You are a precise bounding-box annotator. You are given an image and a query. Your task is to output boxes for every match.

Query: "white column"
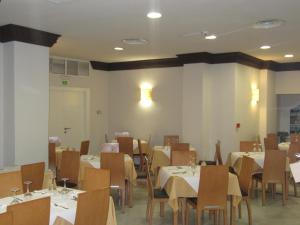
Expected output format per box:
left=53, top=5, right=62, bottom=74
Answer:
left=2, top=41, right=49, bottom=166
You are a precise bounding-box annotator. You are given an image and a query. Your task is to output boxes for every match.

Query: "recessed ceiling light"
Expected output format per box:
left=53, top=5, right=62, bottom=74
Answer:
left=205, top=34, right=217, bottom=40
left=147, top=12, right=162, bottom=19
left=253, top=19, right=285, bottom=29
left=114, top=47, right=124, bottom=51
left=284, top=54, right=294, bottom=58
left=122, top=38, right=148, bottom=45
left=48, top=0, right=73, bottom=3
left=260, top=45, right=271, bottom=50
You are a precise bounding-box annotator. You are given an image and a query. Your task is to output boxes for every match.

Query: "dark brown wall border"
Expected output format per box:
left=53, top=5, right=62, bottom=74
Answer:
left=0, top=24, right=60, bottom=47
left=91, top=52, right=300, bottom=72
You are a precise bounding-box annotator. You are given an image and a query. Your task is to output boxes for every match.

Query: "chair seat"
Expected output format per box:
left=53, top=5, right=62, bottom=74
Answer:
left=153, top=188, right=169, bottom=199
left=198, top=160, right=217, bottom=166
left=56, top=180, right=77, bottom=188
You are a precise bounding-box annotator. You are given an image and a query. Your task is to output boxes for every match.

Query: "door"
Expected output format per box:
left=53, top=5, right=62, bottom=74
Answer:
left=49, top=87, right=90, bottom=149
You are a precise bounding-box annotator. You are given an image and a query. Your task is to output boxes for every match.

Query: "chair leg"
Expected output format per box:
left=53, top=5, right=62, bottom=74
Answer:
left=262, top=182, right=266, bottom=206
left=223, top=208, right=227, bottom=225
left=245, top=198, right=252, bottom=225
left=196, top=210, right=202, bottom=225
left=282, top=183, right=286, bottom=206
left=121, top=189, right=125, bottom=213
left=149, top=202, right=155, bottom=225
left=146, top=199, right=151, bottom=221
left=213, top=210, right=218, bottom=225
left=294, top=180, right=298, bottom=197
left=160, top=202, right=165, bottom=217
left=238, top=202, right=242, bottom=219
left=185, top=203, right=190, bottom=225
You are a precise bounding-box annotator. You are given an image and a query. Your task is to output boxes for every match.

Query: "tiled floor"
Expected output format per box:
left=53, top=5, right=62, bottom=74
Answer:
left=115, top=182, right=300, bottom=225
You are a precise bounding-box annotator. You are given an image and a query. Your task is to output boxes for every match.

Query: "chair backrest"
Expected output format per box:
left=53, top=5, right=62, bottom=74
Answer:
left=117, top=137, right=133, bottom=158
left=80, top=140, right=90, bottom=156
left=138, top=139, right=145, bottom=167
left=263, top=150, right=286, bottom=183
left=238, top=156, right=255, bottom=195
left=0, top=211, right=13, bottom=225
left=82, top=168, right=110, bottom=191
left=74, top=188, right=110, bottom=225
left=290, top=133, right=300, bottom=143
left=214, top=141, right=223, bottom=165
left=7, top=197, right=50, bottom=225
left=145, top=157, right=154, bottom=199
left=264, top=134, right=278, bottom=151
left=172, top=143, right=189, bottom=151
left=21, top=162, right=45, bottom=192
left=171, top=151, right=196, bottom=166
left=288, top=142, right=300, bottom=163
left=197, top=165, right=228, bottom=209
left=60, top=151, right=80, bottom=184
left=48, top=142, right=56, bottom=170
left=240, top=141, right=259, bottom=152
left=164, top=135, right=179, bottom=146
left=0, top=171, right=23, bottom=198
left=100, top=152, right=125, bottom=189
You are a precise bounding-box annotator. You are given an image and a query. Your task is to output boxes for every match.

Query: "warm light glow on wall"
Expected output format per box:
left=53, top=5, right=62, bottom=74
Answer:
left=140, top=82, right=153, bottom=108
left=251, top=84, right=259, bottom=105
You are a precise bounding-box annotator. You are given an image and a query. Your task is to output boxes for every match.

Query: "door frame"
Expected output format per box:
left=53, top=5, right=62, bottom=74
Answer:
left=49, top=86, right=90, bottom=143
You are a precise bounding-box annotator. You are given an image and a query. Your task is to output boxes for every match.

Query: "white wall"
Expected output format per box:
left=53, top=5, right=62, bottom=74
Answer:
left=49, top=66, right=109, bottom=154
left=108, top=67, right=183, bottom=146
left=276, top=71, right=300, bottom=94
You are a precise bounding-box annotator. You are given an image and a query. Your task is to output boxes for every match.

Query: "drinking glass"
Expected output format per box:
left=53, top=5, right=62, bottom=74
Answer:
left=61, top=178, right=69, bottom=193
left=24, top=181, right=32, bottom=197
left=10, top=187, right=20, bottom=204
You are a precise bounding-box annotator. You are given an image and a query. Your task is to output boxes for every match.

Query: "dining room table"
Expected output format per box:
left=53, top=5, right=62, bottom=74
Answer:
left=150, top=146, right=197, bottom=174
left=156, top=165, right=241, bottom=225
left=0, top=187, right=117, bottom=225
left=278, top=142, right=290, bottom=151
left=101, top=139, right=148, bottom=155
left=79, top=154, right=137, bottom=207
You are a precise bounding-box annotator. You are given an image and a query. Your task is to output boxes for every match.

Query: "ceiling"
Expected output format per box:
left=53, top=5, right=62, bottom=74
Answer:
left=0, top=0, right=300, bottom=63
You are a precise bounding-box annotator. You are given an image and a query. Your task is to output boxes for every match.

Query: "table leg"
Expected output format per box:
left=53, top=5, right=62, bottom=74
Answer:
left=172, top=210, right=178, bottom=225
left=230, top=196, right=236, bottom=225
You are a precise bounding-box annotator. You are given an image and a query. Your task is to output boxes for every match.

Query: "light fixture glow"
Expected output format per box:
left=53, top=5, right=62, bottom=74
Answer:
left=284, top=54, right=294, bottom=58
left=140, top=83, right=153, bottom=108
left=147, top=12, right=162, bottom=19
left=114, top=47, right=124, bottom=51
left=260, top=45, right=271, bottom=50
left=205, top=34, right=217, bottom=40
left=251, top=85, right=260, bottom=105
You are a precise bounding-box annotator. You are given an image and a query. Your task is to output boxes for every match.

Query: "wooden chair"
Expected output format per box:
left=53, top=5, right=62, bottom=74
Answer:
left=199, top=141, right=223, bottom=166
left=21, top=162, right=45, bottom=192
left=255, top=150, right=287, bottom=206
left=290, top=133, right=300, bottom=143
left=117, top=137, right=133, bottom=158
left=287, top=143, right=300, bottom=196
left=57, top=150, right=80, bottom=188
left=264, top=135, right=278, bottom=151
left=185, top=165, right=229, bottom=225
left=101, top=152, right=126, bottom=213
left=164, top=135, right=179, bottom=146
left=145, top=157, right=169, bottom=225
left=0, top=171, right=23, bottom=198
left=172, top=143, right=190, bottom=151
left=0, top=211, right=13, bottom=225
left=48, top=142, right=56, bottom=171
left=80, top=140, right=90, bottom=156
left=240, top=141, right=259, bottom=152
left=7, top=197, right=50, bottom=225
left=82, top=167, right=110, bottom=191
left=237, top=157, right=255, bottom=225
left=171, top=151, right=196, bottom=166
left=74, top=188, right=110, bottom=225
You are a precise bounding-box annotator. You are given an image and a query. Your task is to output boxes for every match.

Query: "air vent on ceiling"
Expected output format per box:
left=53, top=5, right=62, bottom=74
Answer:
left=49, top=57, right=89, bottom=76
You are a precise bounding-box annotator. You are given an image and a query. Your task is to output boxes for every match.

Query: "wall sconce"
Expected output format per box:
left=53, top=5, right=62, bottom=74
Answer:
left=251, top=86, right=259, bottom=105
left=140, top=82, right=153, bottom=108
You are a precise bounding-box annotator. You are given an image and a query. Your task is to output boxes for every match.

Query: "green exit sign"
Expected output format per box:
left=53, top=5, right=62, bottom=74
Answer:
left=62, top=80, right=68, bottom=86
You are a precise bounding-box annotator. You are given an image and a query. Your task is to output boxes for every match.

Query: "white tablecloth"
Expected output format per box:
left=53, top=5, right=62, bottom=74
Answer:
left=230, top=152, right=265, bottom=168
left=159, top=166, right=201, bottom=192
left=153, top=146, right=196, bottom=159
left=100, top=140, right=146, bottom=153
left=80, top=154, right=132, bottom=168
left=278, top=142, right=290, bottom=151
